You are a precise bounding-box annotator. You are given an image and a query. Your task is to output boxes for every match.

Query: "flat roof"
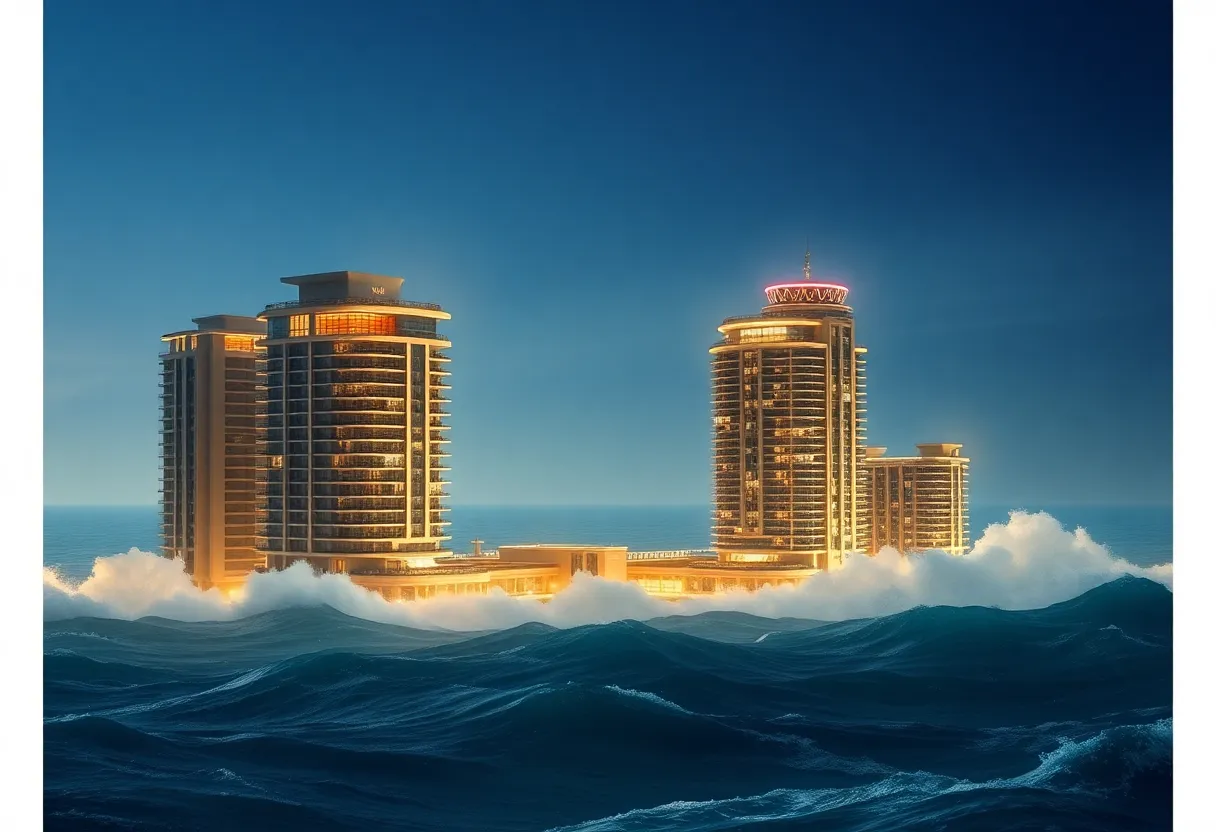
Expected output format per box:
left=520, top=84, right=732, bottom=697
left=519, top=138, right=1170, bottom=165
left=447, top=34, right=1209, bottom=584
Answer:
left=161, top=315, right=266, bottom=339
left=281, top=270, right=405, bottom=287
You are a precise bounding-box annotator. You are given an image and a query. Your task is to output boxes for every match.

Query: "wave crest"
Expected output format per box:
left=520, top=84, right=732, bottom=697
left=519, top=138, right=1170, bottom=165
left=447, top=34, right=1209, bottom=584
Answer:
left=545, top=718, right=1173, bottom=831
left=44, top=511, right=1171, bottom=629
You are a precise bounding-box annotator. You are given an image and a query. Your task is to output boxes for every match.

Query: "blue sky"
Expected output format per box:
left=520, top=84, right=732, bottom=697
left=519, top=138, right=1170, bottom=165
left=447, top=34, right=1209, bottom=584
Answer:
left=44, top=0, right=1171, bottom=507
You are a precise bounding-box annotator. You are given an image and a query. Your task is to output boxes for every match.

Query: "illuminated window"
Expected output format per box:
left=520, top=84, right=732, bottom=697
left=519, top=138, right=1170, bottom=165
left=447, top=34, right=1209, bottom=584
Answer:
left=316, top=313, right=395, bottom=336
left=289, top=315, right=310, bottom=337
left=224, top=335, right=257, bottom=352
left=635, top=577, right=683, bottom=595
left=738, top=326, right=790, bottom=343
left=189, top=335, right=198, bottom=350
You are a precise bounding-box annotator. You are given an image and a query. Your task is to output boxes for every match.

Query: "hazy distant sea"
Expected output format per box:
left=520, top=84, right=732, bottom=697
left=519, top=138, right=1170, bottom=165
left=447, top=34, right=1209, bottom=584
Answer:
left=43, top=503, right=1171, bottom=582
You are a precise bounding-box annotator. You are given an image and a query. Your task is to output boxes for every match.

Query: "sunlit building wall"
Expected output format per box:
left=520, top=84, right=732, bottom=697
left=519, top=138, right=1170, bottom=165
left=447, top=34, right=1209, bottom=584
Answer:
left=864, top=444, right=970, bottom=554
left=256, top=271, right=453, bottom=574
left=710, top=255, right=868, bottom=569
left=159, top=315, right=267, bottom=590
left=340, top=545, right=817, bottom=602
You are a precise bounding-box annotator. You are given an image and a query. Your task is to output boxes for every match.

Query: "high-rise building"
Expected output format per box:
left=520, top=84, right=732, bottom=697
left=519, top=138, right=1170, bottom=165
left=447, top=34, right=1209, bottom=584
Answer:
left=710, top=254, right=867, bottom=569
left=159, top=315, right=267, bottom=590
left=256, top=271, right=453, bottom=574
left=863, top=444, right=970, bottom=554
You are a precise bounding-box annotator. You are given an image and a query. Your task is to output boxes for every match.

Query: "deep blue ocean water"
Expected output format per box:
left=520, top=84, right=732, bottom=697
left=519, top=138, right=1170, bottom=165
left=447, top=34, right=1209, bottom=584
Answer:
left=43, top=506, right=1172, bottom=830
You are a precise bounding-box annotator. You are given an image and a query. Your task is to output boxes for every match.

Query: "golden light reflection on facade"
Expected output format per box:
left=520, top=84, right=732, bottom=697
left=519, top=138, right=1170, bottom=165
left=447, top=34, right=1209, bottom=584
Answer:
left=710, top=252, right=867, bottom=569
left=255, top=271, right=454, bottom=576
left=315, top=312, right=398, bottom=336
left=160, top=255, right=971, bottom=602
left=160, top=315, right=267, bottom=591
left=862, top=445, right=970, bottom=555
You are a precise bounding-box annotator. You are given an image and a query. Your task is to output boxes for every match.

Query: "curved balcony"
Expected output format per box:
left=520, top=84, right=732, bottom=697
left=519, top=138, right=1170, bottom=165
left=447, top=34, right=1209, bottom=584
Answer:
left=311, top=525, right=407, bottom=540
left=312, top=357, right=406, bottom=371
left=312, top=398, right=406, bottom=413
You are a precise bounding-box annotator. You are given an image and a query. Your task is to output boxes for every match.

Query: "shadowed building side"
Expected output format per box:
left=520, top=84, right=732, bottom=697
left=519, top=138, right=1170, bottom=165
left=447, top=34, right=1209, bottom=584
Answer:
left=159, top=315, right=267, bottom=591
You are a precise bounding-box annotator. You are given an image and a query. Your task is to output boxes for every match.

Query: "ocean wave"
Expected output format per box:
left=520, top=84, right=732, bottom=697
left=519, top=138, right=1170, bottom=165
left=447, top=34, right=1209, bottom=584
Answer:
left=546, top=719, right=1173, bottom=831
left=604, top=685, right=694, bottom=715
left=43, top=578, right=1171, bottom=741
left=43, top=511, right=1173, bottom=630
left=43, top=571, right=1172, bottom=831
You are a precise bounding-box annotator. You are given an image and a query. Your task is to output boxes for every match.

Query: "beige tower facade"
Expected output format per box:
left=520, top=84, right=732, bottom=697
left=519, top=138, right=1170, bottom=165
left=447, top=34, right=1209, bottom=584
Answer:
left=710, top=255, right=868, bottom=569
left=256, top=271, right=452, bottom=574
left=159, top=315, right=267, bottom=590
left=864, top=444, right=970, bottom=554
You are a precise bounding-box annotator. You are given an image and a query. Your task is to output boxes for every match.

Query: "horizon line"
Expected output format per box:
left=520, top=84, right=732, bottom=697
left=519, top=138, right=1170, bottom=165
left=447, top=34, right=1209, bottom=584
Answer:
left=43, top=501, right=1174, bottom=510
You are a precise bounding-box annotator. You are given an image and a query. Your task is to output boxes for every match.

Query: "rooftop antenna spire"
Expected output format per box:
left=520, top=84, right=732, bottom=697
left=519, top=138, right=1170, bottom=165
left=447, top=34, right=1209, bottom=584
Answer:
left=803, top=240, right=812, bottom=281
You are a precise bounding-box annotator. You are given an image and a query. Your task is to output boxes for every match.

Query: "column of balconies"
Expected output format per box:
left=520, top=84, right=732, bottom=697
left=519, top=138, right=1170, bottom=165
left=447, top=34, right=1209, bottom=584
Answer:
left=222, top=352, right=265, bottom=569
left=158, top=359, right=181, bottom=554
left=309, top=343, right=408, bottom=547
left=769, top=349, right=828, bottom=551
left=710, top=351, right=743, bottom=546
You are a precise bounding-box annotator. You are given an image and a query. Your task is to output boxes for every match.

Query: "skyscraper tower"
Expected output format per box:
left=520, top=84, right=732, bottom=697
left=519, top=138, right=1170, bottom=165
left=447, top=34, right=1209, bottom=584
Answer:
left=159, top=315, right=267, bottom=590
left=710, top=252, right=867, bottom=569
left=256, top=271, right=452, bottom=574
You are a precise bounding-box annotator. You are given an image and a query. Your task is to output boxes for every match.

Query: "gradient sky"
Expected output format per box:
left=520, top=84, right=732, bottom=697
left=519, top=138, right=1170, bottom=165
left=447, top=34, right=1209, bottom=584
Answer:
left=44, top=0, right=1172, bottom=507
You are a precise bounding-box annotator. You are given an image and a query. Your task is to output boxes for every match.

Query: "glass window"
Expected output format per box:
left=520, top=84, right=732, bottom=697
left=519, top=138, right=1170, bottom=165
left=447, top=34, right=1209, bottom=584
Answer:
left=316, top=313, right=396, bottom=336
left=224, top=335, right=258, bottom=352
left=397, top=317, right=437, bottom=337
left=289, top=315, right=310, bottom=337
left=737, top=326, right=790, bottom=343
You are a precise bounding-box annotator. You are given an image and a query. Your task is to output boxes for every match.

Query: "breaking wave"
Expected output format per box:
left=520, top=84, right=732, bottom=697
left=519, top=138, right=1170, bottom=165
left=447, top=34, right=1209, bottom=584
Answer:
left=43, top=510, right=1172, bottom=630
left=44, top=573, right=1172, bottom=830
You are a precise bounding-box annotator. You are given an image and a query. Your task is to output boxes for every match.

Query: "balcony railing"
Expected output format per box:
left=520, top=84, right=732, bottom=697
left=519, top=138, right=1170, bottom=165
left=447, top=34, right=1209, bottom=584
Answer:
left=263, top=297, right=443, bottom=313
left=687, top=560, right=814, bottom=570
left=349, top=564, right=485, bottom=577
left=628, top=550, right=715, bottom=561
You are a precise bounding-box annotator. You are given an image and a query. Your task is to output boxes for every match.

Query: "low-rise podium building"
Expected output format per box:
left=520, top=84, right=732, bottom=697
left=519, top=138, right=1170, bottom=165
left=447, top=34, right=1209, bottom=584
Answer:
left=862, top=444, right=970, bottom=554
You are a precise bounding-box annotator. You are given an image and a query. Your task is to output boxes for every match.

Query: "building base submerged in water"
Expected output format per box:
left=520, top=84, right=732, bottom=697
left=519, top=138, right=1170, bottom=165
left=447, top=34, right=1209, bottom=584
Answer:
left=335, top=544, right=817, bottom=602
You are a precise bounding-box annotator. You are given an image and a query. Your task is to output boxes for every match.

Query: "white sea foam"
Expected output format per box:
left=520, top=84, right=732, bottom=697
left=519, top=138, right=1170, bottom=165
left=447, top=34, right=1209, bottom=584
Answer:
left=604, top=685, right=693, bottom=714
left=46, top=662, right=279, bottom=724
left=543, top=718, right=1173, bottom=831
left=43, top=511, right=1172, bottom=630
